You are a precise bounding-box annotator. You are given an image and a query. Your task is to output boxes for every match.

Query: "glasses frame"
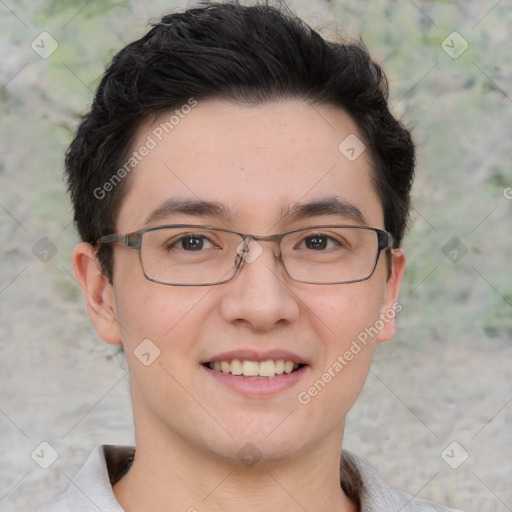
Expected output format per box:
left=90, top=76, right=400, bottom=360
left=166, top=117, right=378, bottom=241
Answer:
left=98, top=224, right=394, bottom=286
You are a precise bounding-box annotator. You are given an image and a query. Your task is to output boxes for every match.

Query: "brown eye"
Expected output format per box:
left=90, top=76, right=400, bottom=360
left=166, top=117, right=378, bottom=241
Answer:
left=169, top=234, right=214, bottom=251
left=181, top=235, right=204, bottom=250
left=304, top=235, right=328, bottom=250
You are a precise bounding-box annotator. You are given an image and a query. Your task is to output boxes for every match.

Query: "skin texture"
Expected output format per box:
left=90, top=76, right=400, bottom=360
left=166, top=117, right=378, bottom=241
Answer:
left=73, top=99, right=405, bottom=512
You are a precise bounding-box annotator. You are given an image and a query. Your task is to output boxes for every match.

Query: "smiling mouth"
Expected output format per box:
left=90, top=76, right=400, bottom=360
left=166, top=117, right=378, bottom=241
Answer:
left=204, top=359, right=305, bottom=378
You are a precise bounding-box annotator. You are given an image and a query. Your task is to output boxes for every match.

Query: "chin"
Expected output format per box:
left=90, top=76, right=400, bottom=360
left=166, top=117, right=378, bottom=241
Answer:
left=213, top=438, right=305, bottom=469
left=202, top=422, right=312, bottom=467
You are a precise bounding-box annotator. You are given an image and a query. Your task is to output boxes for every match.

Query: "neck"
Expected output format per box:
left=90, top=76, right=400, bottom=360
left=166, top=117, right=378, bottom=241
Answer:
left=113, top=430, right=358, bottom=512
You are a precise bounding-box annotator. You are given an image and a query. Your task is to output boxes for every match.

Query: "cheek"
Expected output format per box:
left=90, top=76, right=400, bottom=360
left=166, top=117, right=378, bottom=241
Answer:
left=295, top=285, right=384, bottom=422
left=304, top=281, right=386, bottom=344
left=115, top=285, right=211, bottom=410
left=113, top=279, right=210, bottom=350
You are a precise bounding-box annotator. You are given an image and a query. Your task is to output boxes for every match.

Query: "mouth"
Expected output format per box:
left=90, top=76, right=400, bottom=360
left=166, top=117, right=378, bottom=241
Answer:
left=203, top=359, right=305, bottom=378
left=200, top=350, right=310, bottom=396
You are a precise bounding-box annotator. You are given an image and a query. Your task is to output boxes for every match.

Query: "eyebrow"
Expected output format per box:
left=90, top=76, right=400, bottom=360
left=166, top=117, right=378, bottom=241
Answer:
left=280, top=197, right=368, bottom=225
left=143, top=198, right=234, bottom=225
left=143, top=196, right=367, bottom=227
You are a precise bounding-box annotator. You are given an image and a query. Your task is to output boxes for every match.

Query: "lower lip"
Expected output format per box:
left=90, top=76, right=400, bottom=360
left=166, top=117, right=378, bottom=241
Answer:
left=201, top=364, right=309, bottom=397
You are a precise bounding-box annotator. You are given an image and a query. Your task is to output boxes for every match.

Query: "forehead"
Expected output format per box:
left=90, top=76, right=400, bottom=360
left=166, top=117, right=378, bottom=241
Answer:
left=116, top=99, right=383, bottom=232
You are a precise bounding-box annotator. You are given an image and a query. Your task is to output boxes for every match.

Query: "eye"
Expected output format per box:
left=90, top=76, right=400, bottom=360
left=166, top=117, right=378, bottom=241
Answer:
left=171, top=234, right=215, bottom=251
left=300, top=233, right=341, bottom=250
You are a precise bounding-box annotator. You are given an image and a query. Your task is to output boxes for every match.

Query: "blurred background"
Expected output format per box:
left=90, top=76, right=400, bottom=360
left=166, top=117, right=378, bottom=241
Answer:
left=0, top=1, right=511, bottom=511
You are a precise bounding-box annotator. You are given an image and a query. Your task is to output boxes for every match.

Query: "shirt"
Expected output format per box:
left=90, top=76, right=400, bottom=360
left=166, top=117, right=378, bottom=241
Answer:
left=36, top=445, right=465, bottom=512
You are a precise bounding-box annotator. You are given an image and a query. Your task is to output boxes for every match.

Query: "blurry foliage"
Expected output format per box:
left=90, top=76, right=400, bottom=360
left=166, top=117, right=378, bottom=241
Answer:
left=330, top=0, right=512, bottom=342
left=1, top=0, right=511, bottom=342
left=38, top=0, right=125, bottom=14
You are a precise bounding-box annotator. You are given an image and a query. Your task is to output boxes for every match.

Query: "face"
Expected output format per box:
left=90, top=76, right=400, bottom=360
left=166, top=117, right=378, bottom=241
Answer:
left=77, top=99, right=404, bottom=464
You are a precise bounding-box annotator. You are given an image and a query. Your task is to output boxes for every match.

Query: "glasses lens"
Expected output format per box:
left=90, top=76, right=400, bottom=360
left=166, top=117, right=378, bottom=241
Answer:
left=140, top=227, right=241, bottom=285
left=281, top=227, right=380, bottom=284
left=139, top=226, right=382, bottom=285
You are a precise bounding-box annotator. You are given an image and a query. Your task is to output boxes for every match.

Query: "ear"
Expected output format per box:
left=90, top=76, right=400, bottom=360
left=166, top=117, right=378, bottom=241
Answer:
left=376, top=248, right=406, bottom=343
left=72, top=242, right=122, bottom=345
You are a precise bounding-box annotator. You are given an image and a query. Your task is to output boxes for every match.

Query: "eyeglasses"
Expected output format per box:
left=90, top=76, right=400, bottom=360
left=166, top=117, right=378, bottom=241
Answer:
left=98, top=224, right=393, bottom=286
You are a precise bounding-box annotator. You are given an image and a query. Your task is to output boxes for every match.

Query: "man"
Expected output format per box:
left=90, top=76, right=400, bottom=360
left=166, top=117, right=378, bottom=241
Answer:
left=38, top=2, right=464, bottom=511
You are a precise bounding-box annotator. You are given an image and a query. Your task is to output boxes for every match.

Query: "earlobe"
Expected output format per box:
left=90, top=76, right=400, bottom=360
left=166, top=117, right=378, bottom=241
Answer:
left=376, top=248, right=406, bottom=343
left=72, top=242, right=123, bottom=345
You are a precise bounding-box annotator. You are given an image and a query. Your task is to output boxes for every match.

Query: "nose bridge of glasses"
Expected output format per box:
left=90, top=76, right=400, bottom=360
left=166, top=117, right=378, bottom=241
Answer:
left=236, top=233, right=282, bottom=265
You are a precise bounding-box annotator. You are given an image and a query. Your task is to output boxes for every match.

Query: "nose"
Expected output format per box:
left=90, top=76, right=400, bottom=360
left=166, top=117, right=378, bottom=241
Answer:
left=219, top=239, right=300, bottom=331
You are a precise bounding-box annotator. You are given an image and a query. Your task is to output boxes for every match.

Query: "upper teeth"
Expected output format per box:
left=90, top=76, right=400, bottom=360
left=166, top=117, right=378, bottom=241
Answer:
left=208, top=359, right=300, bottom=377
